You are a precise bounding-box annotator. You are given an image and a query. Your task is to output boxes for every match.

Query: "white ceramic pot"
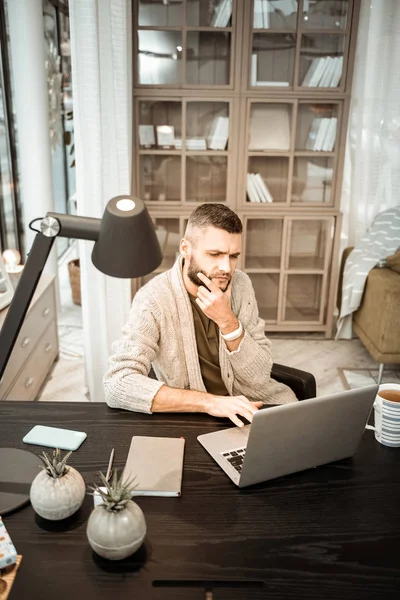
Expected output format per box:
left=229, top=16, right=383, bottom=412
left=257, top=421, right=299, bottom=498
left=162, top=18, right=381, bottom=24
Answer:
left=30, top=466, right=86, bottom=520
left=86, top=500, right=146, bottom=560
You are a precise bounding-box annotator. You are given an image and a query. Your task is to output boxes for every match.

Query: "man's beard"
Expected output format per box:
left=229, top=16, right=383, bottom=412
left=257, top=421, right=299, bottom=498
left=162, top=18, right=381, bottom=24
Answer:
left=186, top=256, right=231, bottom=293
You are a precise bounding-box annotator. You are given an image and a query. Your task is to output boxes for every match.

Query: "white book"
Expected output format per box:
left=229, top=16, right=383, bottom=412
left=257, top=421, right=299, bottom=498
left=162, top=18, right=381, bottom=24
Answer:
left=314, top=118, right=330, bottom=151
left=309, top=57, right=327, bottom=87
left=305, top=118, right=322, bottom=151
left=323, top=57, right=338, bottom=87
left=215, top=0, right=232, bottom=27
left=186, top=137, right=207, bottom=150
left=156, top=125, right=175, bottom=147
left=250, top=173, right=268, bottom=202
left=246, top=174, right=260, bottom=203
left=207, top=116, right=229, bottom=150
left=301, top=58, right=319, bottom=87
left=251, top=53, right=258, bottom=86
left=322, top=117, right=337, bottom=151
left=329, top=56, right=343, bottom=87
left=138, top=125, right=155, bottom=146
left=211, top=0, right=227, bottom=27
left=255, top=173, right=273, bottom=202
left=262, top=0, right=270, bottom=28
left=256, top=81, right=290, bottom=87
left=253, top=0, right=263, bottom=28
left=319, top=57, right=334, bottom=87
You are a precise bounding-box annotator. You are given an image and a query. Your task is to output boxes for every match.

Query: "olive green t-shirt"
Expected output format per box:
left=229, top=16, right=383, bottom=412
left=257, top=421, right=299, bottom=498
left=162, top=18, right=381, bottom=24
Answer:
left=188, top=294, right=229, bottom=396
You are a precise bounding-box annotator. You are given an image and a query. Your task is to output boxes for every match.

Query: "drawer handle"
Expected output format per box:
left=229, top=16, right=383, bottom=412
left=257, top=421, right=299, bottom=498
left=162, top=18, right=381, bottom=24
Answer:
left=25, top=377, right=34, bottom=389
left=45, top=343, right=52, bottom=353
left=21, top=337, right=30, bottom=348
left=42, top=307, right=51, bottom=317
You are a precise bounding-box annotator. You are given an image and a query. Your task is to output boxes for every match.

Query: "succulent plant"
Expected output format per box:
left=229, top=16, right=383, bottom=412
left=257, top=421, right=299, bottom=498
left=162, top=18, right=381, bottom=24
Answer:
left=31, top=448, right=86, bottom=520
left=38, top=448, right=72, bottom=479
left=89, top=470, right=136, bottom=513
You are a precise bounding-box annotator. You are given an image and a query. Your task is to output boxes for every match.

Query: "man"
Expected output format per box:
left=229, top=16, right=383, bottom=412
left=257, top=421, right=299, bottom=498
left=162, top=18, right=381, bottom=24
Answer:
left=104, top=203, right=297, bottom=426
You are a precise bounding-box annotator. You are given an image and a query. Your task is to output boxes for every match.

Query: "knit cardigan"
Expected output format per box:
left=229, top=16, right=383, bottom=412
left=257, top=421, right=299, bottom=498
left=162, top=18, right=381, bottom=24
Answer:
left=103, top=257, right=297, bottom=412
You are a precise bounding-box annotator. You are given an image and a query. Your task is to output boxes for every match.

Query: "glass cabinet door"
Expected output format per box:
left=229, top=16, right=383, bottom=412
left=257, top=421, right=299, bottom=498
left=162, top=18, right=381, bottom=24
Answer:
left=245, top=218, right=284, bottom=270
left=187, top=0, right=234, bottom=27
left=299, top=33, right=345, bottom=89
left=136, top=0, right=234, bottom=87
left=287, top=218, right=333, bottom=270
left=296, top=103, right=339, bottom=152
left=301, top=0, right=349, bottom=30
left=140, top=155, right=181, bottom=203
left=152, top=217, right=181, bottom=271
left=186, top=101, right=230, bottom=151
left=250, top=1, right=297, bottom=88
left=284, top=274, right=324, bottom=322
left=248, top=273, right=280, bottom=322
left=186, top=156, right=227, bottom=203
left=248, top=102, right=292, bottom=152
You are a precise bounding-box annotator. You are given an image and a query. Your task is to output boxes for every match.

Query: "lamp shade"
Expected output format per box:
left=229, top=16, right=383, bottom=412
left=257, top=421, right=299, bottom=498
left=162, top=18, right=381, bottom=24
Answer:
left=91, top=196, right=162, bottom=278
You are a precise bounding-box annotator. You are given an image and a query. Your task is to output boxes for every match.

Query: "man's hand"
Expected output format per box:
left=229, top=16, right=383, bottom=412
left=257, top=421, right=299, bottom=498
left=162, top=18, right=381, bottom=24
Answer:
left=205, top=395, right=263, bottom=428
left=196, top=272, right=238, bottom=333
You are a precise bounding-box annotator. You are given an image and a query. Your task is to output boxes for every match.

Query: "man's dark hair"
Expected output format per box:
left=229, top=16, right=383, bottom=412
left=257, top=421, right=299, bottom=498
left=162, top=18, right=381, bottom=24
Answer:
left=185, top=203, right=242, bottom=240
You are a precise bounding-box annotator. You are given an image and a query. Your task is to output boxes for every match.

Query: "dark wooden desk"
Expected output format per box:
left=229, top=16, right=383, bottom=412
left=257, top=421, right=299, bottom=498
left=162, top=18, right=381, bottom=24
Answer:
left=1, top=401, right=400, bottom=600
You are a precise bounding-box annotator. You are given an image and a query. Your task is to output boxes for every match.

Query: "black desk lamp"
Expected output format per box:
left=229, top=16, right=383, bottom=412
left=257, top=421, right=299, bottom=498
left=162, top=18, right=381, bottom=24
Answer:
left=0, top=195, right=162, bottom=383
left=0, top=195, right=162, bottom=516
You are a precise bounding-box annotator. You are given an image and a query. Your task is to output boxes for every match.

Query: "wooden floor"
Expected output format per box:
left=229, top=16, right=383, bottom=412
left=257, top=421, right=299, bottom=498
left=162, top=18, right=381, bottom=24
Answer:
left=269, top=334, right=379, bottom=396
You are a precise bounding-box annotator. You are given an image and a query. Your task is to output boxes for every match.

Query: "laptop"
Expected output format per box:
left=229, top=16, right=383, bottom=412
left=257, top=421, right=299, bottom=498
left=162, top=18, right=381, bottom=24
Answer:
left=197, top=385, right=378, bottom=488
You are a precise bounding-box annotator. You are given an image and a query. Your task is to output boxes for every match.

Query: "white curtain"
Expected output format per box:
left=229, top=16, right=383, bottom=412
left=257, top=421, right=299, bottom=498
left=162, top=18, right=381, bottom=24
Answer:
left=69, top=0, right=132, bottom=401
left=340, top=0, right=400, bottom=249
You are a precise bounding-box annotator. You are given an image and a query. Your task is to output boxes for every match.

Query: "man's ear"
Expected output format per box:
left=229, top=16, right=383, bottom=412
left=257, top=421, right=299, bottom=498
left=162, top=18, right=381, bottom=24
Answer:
left=180, top=237, right=190, bottom=258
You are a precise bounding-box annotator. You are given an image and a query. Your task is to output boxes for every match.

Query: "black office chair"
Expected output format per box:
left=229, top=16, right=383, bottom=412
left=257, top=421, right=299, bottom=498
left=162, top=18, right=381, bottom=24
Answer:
left=270, top=363, right=316, bottom=400
left=148, top=364, right=316, bottom=401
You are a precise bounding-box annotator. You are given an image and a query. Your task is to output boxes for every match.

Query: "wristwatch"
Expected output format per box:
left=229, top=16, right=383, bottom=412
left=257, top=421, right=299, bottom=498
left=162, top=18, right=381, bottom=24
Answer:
left=220, top=320, right=243, bottom=342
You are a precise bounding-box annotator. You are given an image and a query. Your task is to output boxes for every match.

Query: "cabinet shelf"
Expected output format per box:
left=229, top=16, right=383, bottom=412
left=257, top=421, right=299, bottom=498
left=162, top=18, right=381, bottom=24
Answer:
left=133, top=0, right=359, bottom=336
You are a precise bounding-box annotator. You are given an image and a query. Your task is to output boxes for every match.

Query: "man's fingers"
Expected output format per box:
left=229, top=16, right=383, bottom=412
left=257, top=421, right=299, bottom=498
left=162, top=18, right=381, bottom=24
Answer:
left=197, top=286, right=215, bottom=301
left=197, top=272, right=220, bottom=293
left=229, top=414, right=245, bottom=428
left=195, top=297, right=207, bottom=311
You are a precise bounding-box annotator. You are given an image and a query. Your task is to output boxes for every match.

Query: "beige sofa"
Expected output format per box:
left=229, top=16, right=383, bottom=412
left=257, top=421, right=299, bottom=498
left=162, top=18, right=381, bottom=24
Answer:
left=337, top=248, right=400, bottom=383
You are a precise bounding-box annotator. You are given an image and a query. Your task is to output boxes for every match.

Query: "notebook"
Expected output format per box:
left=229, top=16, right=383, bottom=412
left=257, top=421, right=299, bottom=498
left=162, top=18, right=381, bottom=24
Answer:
left=123, top=436, right=185, bottom=497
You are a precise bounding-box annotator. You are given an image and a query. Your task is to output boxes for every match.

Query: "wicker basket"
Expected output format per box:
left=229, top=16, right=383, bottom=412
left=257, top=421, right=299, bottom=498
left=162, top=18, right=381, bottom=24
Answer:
left=68, top=258, right=81, bottom=306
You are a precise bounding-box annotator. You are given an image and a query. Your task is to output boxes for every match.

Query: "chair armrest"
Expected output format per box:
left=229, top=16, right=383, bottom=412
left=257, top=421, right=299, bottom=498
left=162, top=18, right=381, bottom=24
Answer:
left=271, top=363, right=316, bottom=401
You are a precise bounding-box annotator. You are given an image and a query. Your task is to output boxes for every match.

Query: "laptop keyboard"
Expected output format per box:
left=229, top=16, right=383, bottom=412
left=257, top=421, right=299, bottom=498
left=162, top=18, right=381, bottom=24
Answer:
left=221, top=447, right=246, bottom=473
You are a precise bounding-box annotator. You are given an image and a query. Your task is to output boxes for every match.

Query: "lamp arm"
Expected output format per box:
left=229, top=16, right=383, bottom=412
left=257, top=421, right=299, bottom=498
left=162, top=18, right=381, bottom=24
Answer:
left=0, top=212, right=102, bottom=383
left=47, top=212, right=101, bottom=241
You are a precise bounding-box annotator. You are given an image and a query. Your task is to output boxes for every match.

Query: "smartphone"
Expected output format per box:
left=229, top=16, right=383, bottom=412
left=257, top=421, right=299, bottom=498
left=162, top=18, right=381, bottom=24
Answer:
left=23, top=425, right=87, bottom=451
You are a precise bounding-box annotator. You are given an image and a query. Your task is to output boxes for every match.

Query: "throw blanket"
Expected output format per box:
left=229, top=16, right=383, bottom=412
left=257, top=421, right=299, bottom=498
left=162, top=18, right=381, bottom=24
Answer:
left=336, top=207, right=400, bottom=339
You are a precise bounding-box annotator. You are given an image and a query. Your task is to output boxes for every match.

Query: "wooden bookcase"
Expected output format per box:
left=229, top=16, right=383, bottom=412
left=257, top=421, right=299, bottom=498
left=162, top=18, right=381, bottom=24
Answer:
left=132, top=0, right=360, bottom=338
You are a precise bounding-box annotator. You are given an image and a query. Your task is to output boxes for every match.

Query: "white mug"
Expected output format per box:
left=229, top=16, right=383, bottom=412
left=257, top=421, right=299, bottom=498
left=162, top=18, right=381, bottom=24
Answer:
left=365, top=383, right=400, bottom=447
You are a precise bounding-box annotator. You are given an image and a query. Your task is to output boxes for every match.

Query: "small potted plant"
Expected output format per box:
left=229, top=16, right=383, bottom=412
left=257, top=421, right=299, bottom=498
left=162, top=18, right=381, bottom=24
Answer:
left=87, top=470, right=146, bottom=560
left=30, top=448, right=86, bottom=520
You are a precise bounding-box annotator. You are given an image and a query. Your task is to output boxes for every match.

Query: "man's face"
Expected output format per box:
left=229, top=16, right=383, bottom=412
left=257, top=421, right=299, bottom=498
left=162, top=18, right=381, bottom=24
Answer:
left=185, top=227, right=242, bottom=293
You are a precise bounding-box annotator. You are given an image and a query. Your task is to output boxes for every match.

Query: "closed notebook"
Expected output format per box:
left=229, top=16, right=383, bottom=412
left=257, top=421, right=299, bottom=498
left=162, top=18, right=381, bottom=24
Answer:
left=123, top=436, right=185, bottom=497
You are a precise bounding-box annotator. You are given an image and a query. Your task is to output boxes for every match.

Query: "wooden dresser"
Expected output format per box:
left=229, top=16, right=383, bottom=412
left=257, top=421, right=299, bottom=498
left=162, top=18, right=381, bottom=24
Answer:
left=0, top=274, right=59, bottom=400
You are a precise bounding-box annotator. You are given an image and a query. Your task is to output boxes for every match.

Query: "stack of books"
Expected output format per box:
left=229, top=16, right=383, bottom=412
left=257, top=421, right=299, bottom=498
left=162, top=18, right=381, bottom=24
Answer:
left=305, top=117, right=337, bottom=151
left=174, top=138, right=207, bottom=150
left=211, top=0, right=233, bottom=27
left=246, top=173, right=274, bottom=203
left=253, top=0, right=270, bottom=28
left=302, top=56, right=343, bottom=87
left=207, top=116, right=229, bottom=150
